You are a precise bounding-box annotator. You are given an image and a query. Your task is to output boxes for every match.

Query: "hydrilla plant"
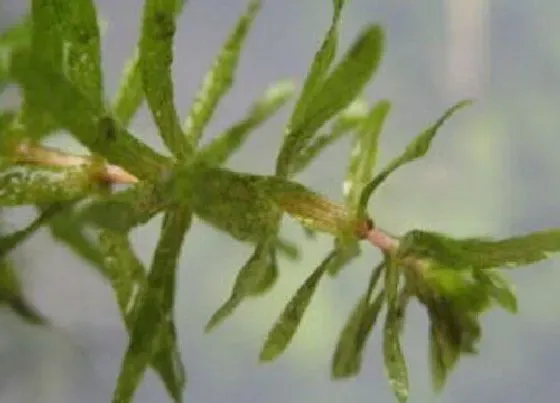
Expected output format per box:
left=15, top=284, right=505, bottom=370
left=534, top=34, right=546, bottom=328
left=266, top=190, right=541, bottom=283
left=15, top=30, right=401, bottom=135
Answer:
left=0, top=1, right=559, bottom=402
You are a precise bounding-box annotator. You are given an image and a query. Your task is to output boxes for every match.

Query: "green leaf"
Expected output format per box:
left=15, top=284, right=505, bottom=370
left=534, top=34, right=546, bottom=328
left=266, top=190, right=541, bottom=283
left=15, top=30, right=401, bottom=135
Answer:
left=0, top=258, right=46, bottom=325
left=344, top=100, right=390, bottom=214
left=474, top=270, right=517, bottom=313
left=331, top=262, right=385, bottom=378
left=288, top=0, right=345, bottom=134
left=383, top=290, right=409, bottom=403
left=139, top=0, right=191, bottom=159
left=99, top=229, right=185, bottom=402
left=205, top=241, right=274, bottom=331
left=184, top=0, right=261, bottom=146
left=0, top=164, right=100, bottom=206
left=0, top=15, right=31, bottom=87
left=111, top=51, right=143, bottom=126
left=197, top=80, right=295, bottom=166
left=10, top=52, right=168, bottom=179
left=359, top=100, right=472, bottom=214
left=45, top=203, right=108, bottom=272
left=277, top=24, right=384, bottom=176
left=112, top=207, right=190, bottom=403
left=30, top=0, right=63, bottom=68
left=291, top=99, right=368, bottom=173
left=400, top=228, right=560, bottom=271
left=429, top=319, right=460, bottom=392
left=384, top=254, right=400, bottom=307
left=57, top=0, right=103, bottom=105
left=80, top=180, right=171, bottom=231
left=259, top=251, right=334, bottom=362
left=111, top=3, right=189, bottom=126
left=0, top=203, right=64, bottom=257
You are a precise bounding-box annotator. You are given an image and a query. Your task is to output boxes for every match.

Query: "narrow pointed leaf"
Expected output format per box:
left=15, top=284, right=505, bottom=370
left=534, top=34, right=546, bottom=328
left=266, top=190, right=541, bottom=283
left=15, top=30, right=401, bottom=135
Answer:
left=10, top=52, right=168, bottom=179
left=56, top=0, right=103, bottom=105
left=0, top=203, right=64, bottom=257
left=197, top=80, right=294, bottom=166
left=475, top=270, right=517, bottom=313
left=111, top=1, right=188, bottom=126
left=112, top=207, right=190, bottom=403
left=0, top=16, right=31, bottom=86
left=139, top=0, right=191, bottom=159
left=46, top=204, right=108, bottom=272
left=344, top=100, right=390, bottom=213
left=0, top=259, right=46, bottom=325
left=332, top=262, right=385, bottom=378
left=288, top=0, right=345, bottom=131
left=359, top=100, right=472, bottom=214
left=30, top=0, right=63, bottom=68
left=184, top=0, right=261, bottom=146
left=384, top=254, right=400, bottom=307
left=277, top=24, right=384, bottom=176
left=400, top=228, right=560, bottom=271
left=259, top=251, right=334, bottom=362
left=99, top=230, right=185, bottom=401
left=111, top=51, right=143, bottom=126
left=205, top=241, right=273, bottom=331
left=383, top=291, right=409, bottom=403
left=429, top=321, right=460, bottom=392
left=0, top=165, right=101, bottom=206
left=292, top=99, right=369, bottom=173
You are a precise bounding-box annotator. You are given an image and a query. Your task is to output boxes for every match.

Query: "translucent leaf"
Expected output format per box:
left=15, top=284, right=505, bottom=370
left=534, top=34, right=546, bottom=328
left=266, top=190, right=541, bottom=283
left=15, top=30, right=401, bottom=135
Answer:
left=0, top=164, right=100, bottom=206
left=331, top=262, right=385, bottom=378
left=400, top=228, right=560, bottom=271
left=384, top=254, right=400, bottom=306
left=111, top=1, right=188, bottom=126
left=139, top=0, right=191, bottom=159
left=80, top=180, right=171, bottom=231
left=474, top=270, right=517, bottom=313
left=30, top=0, right=63, bottom=68
left=0, top=15, right=30, bottom=86
left=359, top=100, right=472, bottom=214
left=112, top=207, right=190, bottom=403
left=292, top=99, right=368, bottom=174
left=205, top=241, right=273, bottom=332
left=344, top=100, right=390, bottom=214
left=0, top=203, right=64, bottom=257
left=45, top=203, right=108, bottom=272
left=0, top=258, right=46, bottom=325
left=56, top=0, right=103, bottom=105
left=111, top=51, right=143, bottom=126
left=429, top=319, right=460, bottom=392
left=99, top=229, right=185, bottom=402
left=383, top=290, right=409, bottom=403
left=184, top=0, right=261, bottom=146
left=197, top=80, right=295, bottom=166
left=288, top=0, right=346, bottom=133
left=277, top=24, right=384, bottom=176
left=10, top=52, right=167, bottom=179
left=259, top=251, right=334, bottom=362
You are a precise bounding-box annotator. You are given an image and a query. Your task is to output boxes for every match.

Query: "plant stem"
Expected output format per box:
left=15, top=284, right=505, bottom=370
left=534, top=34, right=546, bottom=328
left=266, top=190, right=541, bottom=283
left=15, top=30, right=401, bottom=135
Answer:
left=364, top=226, right=399, bottom=252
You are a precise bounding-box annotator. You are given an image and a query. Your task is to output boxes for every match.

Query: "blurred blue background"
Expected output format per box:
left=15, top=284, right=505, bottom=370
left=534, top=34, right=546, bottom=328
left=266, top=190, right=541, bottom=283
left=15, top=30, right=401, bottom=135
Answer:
left=0, top=0, right=559, bottom=402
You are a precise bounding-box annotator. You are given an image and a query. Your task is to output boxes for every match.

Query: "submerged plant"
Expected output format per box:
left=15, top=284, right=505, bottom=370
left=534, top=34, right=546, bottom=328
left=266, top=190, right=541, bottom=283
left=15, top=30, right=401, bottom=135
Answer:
left=0, top=1, right=558, bottom=402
